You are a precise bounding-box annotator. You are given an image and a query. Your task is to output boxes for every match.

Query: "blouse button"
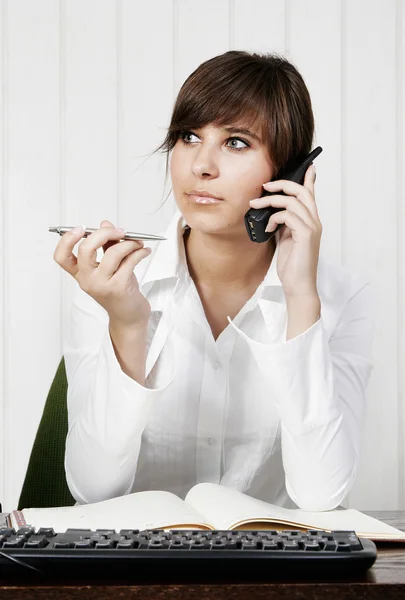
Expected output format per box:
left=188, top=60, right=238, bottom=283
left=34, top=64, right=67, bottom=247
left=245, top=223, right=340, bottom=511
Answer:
left=208, top=438, right=213, bottom=445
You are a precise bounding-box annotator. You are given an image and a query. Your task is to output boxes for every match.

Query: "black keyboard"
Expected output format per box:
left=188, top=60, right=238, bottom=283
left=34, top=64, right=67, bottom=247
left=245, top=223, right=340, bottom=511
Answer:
left=0, top=527, right=377, bottom=581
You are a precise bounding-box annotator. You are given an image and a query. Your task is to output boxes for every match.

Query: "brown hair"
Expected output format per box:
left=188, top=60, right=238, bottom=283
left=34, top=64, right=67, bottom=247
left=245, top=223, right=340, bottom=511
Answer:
left=152, top=50, right=315, bottom=208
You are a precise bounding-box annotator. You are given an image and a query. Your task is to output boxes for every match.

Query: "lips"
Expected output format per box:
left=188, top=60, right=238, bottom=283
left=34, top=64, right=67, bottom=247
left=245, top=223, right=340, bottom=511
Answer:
left=186, top=191, right=224, bottom=204
left=188, top=195, right=222, bottom=205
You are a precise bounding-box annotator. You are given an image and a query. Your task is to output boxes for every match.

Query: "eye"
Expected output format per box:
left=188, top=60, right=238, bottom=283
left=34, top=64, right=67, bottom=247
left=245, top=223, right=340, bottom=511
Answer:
left=226, top=138, right=249, bottom=151
left=180, top=131, right=200, bottom=144
left=179, top=130, right=250, bottom=152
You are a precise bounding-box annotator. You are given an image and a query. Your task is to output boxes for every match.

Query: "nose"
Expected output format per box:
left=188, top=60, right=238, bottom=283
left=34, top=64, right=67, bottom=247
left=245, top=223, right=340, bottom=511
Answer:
left=191, top=143, right=220, bottom=179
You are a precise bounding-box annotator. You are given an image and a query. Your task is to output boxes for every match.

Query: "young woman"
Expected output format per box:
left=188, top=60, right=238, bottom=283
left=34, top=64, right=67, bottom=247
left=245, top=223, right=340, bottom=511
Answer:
left=54, top=51, right=374, bottom=510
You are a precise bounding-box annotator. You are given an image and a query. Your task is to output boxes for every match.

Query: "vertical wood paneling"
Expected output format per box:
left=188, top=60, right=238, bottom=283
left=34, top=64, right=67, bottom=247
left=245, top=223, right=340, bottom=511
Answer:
left=119, top=0, right=174, bottom=238
left=4, top=0, right=61, bottom=510
left=0, top=0, right=7, bottom=507
left=174, top=0, right=229, bottom=95
left=59, top=0, right=66, bottom=362
left=61, top=0, right=119, bottom=345
left=232, top=0, right=286, bottom=53
left=399, top=0, right=405, bottom=508
left=343, top=0, right=398, bottom=510
left=287, top=0, right=344, bottom=508
left=289, top=0, right=343, bottom=268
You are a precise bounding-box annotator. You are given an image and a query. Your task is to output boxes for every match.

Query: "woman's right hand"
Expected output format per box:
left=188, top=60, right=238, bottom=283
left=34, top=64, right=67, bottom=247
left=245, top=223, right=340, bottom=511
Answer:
left=53, top=220, right=153, bottom=327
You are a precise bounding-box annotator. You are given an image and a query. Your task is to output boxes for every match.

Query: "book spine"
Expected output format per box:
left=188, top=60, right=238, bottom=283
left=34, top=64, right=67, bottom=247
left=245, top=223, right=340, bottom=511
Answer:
left=11, top=510, right=27, bottom=529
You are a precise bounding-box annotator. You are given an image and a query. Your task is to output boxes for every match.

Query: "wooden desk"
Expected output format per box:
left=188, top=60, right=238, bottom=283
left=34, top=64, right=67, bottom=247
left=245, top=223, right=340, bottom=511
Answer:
left=1, top=511, right=404, bottom=599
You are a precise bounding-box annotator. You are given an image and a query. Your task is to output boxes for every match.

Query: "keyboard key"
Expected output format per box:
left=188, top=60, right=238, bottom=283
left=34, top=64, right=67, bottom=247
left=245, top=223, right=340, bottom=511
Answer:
left=241, top=540, right=260, bottom=550
left=190, top=539, right=211, bottom=550
left=149, top=539, right=170, bottom=549
left=16, top=527, right=35, bottom=538
left=283, top=540, right=300, bottom=550
left=54, top=541, right=74, bottom=549
left=336, top=542, right=352, bottom=552
left=262, top=540, right=281, bottom=550
left=74, top=540, right=93, bottom=549
left=3, top=537, right=25, bottom=548
left=211, top=539, right=226, bottom=549
left=303, top=541, right=321, bottom=551
left=116, top=540, right=136, bottom=549
left=170, top=539, right=187, bottom=549
left=345, top=533, right=363, bottom=551
left=24, top=536, right=49, bottom=548
left=95, top=540, right=116, bottom=549
left=323, top=540, right=338, bottom=551
left=37, top=528, right=56, bottom=537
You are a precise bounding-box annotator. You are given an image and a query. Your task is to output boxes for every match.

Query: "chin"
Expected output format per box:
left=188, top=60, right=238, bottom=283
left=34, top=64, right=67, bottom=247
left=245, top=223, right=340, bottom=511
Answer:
left=179, top=203, right=245, bottom=237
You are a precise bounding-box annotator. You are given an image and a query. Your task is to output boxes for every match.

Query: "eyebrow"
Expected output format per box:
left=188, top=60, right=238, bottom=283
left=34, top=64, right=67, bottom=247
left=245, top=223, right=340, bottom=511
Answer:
left=222, top=126, right=262, bottom=143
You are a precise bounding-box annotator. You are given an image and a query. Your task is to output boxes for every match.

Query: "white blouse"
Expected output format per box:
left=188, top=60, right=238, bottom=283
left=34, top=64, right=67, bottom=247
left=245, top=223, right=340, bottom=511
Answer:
left=64, top=208, right=375, bottom=511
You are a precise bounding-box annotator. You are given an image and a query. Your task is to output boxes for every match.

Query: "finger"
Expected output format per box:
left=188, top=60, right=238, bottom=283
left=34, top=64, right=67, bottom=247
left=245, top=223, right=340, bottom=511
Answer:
left=53, top=226, right=86, bottom=278
left=251, top=194, right=315, bottom=228
left=97, top=239, right=145, bottom=279
left=77, top=226, right=128, bottom=276
left=111, top=246, right=152, bottom=283
left=262, top=176, right=316, bottom=207
left=265, top=210, right=318, bottom=239
left=100, top=220, right=118, bottom=253
left=303, top=163, right=316, bottom=196
left=255, top=183, right=317, bottom=221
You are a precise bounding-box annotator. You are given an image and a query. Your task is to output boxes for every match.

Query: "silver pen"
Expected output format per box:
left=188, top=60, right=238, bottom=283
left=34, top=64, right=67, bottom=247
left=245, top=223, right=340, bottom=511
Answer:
left=49, top=226, right=167, bottom=241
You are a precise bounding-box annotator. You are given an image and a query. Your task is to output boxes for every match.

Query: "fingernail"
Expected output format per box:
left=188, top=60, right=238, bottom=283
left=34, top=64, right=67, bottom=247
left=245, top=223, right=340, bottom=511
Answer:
left=115, top=227, right=125, bottom=234
left=249, top=199, right=259, bottom=204
left=72, top=225, right=85, bottom=235
left=312, top=164, right=316, bottom=177
left=263, top=181, right=274, bottom=187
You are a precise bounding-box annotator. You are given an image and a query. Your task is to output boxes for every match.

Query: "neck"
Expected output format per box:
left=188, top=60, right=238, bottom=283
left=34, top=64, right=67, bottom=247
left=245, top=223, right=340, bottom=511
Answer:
left=183, top=227, right=276, bottom=292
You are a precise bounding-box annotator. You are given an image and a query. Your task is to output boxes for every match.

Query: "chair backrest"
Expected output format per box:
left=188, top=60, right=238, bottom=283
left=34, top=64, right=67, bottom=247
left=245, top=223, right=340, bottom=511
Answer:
left=18, top=357, right=76, bottom=510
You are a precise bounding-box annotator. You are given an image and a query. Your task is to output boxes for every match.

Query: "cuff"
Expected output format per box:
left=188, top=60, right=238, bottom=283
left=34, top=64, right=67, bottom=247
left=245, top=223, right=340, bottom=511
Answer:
left=101, top=326, right=176, bottom=396
left=227, top=315, right=340, bottom=435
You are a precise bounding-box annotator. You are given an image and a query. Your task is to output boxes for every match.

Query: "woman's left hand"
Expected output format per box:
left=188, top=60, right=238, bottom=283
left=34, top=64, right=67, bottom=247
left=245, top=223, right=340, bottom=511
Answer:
left=249, top=164, right=322, bottom=299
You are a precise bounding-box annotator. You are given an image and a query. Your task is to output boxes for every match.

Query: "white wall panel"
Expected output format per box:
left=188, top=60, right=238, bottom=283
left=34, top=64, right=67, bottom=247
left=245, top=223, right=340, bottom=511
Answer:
left=119, top=0, right=175, bottom=237
left=175, top=0, right=229, bottom=94
left=399, top=0, right=405, bottom=511
left=232, top=0, right=286, bottom=54
left=61, top=0, right=119, bottom=333
left=289, top=0, right=343, bottom=267
left=343, top=0, right=398, bottom=510
left=0, top=0, right=6, bottom=509
left=3, top=0, right=61, bottom=510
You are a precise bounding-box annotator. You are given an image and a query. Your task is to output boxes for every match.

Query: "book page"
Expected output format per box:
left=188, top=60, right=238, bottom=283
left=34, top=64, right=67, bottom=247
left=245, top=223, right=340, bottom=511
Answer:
left=14, top=490, right=213, bottom=532
left=185, top=483, right=405, bottom=540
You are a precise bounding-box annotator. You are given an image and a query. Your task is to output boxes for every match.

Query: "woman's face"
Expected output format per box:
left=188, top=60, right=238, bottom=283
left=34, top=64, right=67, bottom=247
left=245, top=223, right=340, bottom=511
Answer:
left=170, top=122, right=274, bottom=239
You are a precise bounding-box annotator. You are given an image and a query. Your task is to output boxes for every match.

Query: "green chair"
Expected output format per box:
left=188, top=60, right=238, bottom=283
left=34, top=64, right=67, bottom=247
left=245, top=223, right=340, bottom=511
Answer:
left=17, top=357, right=76, bottom=510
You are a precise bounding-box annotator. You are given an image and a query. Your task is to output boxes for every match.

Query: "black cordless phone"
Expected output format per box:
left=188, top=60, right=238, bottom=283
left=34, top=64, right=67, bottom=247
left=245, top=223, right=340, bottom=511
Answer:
left=244, top=146, right=323, bottom=243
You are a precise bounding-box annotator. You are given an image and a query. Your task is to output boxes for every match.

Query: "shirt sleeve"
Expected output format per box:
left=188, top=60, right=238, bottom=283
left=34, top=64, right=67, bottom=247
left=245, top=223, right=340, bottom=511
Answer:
left=227, top=276, right=375, bottom=511
left=63, top=284, right=176, bottom=505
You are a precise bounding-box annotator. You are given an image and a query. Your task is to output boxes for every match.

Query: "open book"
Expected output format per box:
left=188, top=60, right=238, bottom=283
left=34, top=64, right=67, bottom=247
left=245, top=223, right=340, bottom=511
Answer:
left=10, top=483, right=405, bottom=543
